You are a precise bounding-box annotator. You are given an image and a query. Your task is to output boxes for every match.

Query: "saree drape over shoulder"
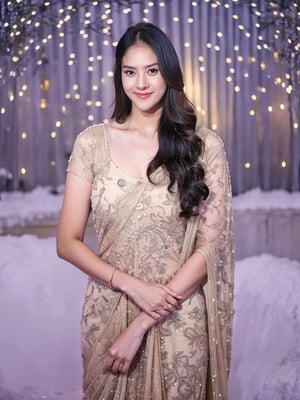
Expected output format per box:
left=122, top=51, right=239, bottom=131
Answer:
left=67, top=124, right=235, bottom=400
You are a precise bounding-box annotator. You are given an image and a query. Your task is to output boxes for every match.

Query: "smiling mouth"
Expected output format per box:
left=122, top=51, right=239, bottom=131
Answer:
left=135, top=92, right=152, bottom=99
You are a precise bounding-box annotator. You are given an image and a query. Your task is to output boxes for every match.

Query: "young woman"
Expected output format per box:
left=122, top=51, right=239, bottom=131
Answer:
left=57, top=22, right=234, bottom=400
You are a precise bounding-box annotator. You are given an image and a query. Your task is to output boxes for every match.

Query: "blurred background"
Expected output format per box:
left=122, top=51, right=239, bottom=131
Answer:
left=0, top=1, right=299, bottom=400
left=0, top=0, right=299, bottom=194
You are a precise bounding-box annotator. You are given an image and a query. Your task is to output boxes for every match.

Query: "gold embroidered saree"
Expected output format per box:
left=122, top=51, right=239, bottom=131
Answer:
left=67, top=124, right=234, bottom=400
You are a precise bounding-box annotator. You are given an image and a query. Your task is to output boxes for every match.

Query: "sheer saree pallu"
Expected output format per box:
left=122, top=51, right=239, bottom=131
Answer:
left=181, top=129, right=235, bottom=400
left=67, top=124, right=235, bottom=400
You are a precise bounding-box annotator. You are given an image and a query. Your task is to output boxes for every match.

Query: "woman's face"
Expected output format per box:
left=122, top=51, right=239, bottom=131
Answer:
left=121, top=41, right=167, bottom=115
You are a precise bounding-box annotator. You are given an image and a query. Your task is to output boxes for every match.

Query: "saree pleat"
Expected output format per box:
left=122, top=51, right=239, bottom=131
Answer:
left=143, top=329, right=166, bottom=400
left=82, top=293, right=127, bottom=398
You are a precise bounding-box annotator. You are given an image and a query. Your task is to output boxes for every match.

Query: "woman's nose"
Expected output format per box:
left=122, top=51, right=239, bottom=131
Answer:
left=136, top=72, right=149, bottom=89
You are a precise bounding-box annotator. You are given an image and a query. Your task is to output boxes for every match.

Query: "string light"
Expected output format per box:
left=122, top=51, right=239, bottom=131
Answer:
left=0, top=0, right=298, bottom=190
left=40, top=98, right=47, bottom=109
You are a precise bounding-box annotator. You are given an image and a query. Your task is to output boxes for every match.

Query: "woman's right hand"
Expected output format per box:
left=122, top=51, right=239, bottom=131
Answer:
left=113, top=270, right=182, bottom=319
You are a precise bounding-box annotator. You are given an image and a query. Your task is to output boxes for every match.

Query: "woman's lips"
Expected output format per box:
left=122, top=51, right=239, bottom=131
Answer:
left=135, top=92, right=152, bottom=99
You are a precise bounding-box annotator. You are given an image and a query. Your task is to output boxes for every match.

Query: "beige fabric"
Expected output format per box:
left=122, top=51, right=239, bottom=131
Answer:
left=67, top=123, right=234, bottom=399
left=181, top=128, right=235, bottom=399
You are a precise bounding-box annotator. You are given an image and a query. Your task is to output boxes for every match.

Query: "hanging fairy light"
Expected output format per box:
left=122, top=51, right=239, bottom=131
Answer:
left=247, top=0, right=300, bottom=130
left=0, top=0, right=298, bottom=191
left=0, top=0, right=144, bottom=83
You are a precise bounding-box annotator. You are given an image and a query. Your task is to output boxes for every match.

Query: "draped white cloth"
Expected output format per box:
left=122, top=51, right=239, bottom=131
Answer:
left=0, top=235, right=299, bottom=400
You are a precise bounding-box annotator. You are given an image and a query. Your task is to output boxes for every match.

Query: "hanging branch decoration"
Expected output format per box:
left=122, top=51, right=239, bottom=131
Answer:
left=249, top=1, right=300, bottom=123
left=0, top=0, right=144, bottom=84
left=0, top=1, right=57, bottom=82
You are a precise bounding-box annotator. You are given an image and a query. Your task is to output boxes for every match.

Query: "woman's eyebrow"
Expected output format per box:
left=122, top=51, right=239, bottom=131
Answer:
left=122, top=62, right=159, bottom=69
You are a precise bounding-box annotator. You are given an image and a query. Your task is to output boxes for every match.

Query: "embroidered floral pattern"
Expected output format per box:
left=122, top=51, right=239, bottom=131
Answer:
left=67, top=124, right=234, bottom=400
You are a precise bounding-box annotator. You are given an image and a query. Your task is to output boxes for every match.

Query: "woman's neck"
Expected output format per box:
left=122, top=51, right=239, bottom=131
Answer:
left=124, top=109, right=161, bottom=137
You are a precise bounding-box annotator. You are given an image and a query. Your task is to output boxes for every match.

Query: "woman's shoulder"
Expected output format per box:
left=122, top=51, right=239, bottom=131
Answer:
left=196, top=126, right=224, bottom=149
left=196, top=127, right=227, bottom=165
left=76, top=122, right=106, bottom=143
left=76, top=121, right=127, bottom=145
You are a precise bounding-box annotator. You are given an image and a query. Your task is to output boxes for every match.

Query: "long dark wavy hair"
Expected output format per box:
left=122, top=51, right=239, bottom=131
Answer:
left=112, top=22, right=209, bottom=218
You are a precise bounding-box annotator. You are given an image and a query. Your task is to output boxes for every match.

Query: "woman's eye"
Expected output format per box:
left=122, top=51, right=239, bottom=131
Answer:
left=148, top=68, right=159, bottom=75
left=124, top=70, right=135, bottom=76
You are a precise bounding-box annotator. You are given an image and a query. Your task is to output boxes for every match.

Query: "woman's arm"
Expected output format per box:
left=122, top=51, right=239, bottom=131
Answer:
left=106, top=252, right=206, bottom=374
left=106, top=253, right=206, bottom=374
left=57, top=172, right=116, bottom=286
left=57, top=173, right=181, bottom=319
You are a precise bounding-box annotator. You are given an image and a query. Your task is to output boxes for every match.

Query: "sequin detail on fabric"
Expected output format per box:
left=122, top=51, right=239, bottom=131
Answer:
left=66, top=124, right=234, bottom=400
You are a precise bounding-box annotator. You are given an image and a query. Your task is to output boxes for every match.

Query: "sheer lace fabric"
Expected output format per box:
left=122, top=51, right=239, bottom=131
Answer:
left=67, top=124, right=234, bottom=399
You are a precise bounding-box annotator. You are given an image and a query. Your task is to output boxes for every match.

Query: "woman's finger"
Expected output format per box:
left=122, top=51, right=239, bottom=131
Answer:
left=151, top=311, right=161, bottom=319
left=165, top=286, right=183, bottom=299
left=166, top=296, right=181, bottom=308
left=111, top=358, right=123, bottom=373
left=105, top=352, right=114, bottom=372
left=106, top=347, right=121, bottom=371
left=118, top=361, right=125, bottom=373
left=121, top=359, right=131, bottom=374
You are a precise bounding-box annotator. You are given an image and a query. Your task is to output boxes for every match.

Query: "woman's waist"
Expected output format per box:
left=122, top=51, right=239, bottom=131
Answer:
left=99, top=248, right=183, bottom=284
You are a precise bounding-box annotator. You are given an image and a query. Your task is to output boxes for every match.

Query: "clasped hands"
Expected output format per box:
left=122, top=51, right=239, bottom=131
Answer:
left=106, top=277, right=182, bottom=374
left=128, top=278, right=183, bottom=319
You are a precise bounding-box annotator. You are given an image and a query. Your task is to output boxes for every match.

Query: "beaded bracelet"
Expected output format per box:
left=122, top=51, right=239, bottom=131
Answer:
left=109, top=269, right=117, bottom=289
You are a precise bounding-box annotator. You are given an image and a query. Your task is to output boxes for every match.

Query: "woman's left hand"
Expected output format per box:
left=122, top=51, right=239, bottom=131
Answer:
left=106, top=321, right=145, bottom=374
